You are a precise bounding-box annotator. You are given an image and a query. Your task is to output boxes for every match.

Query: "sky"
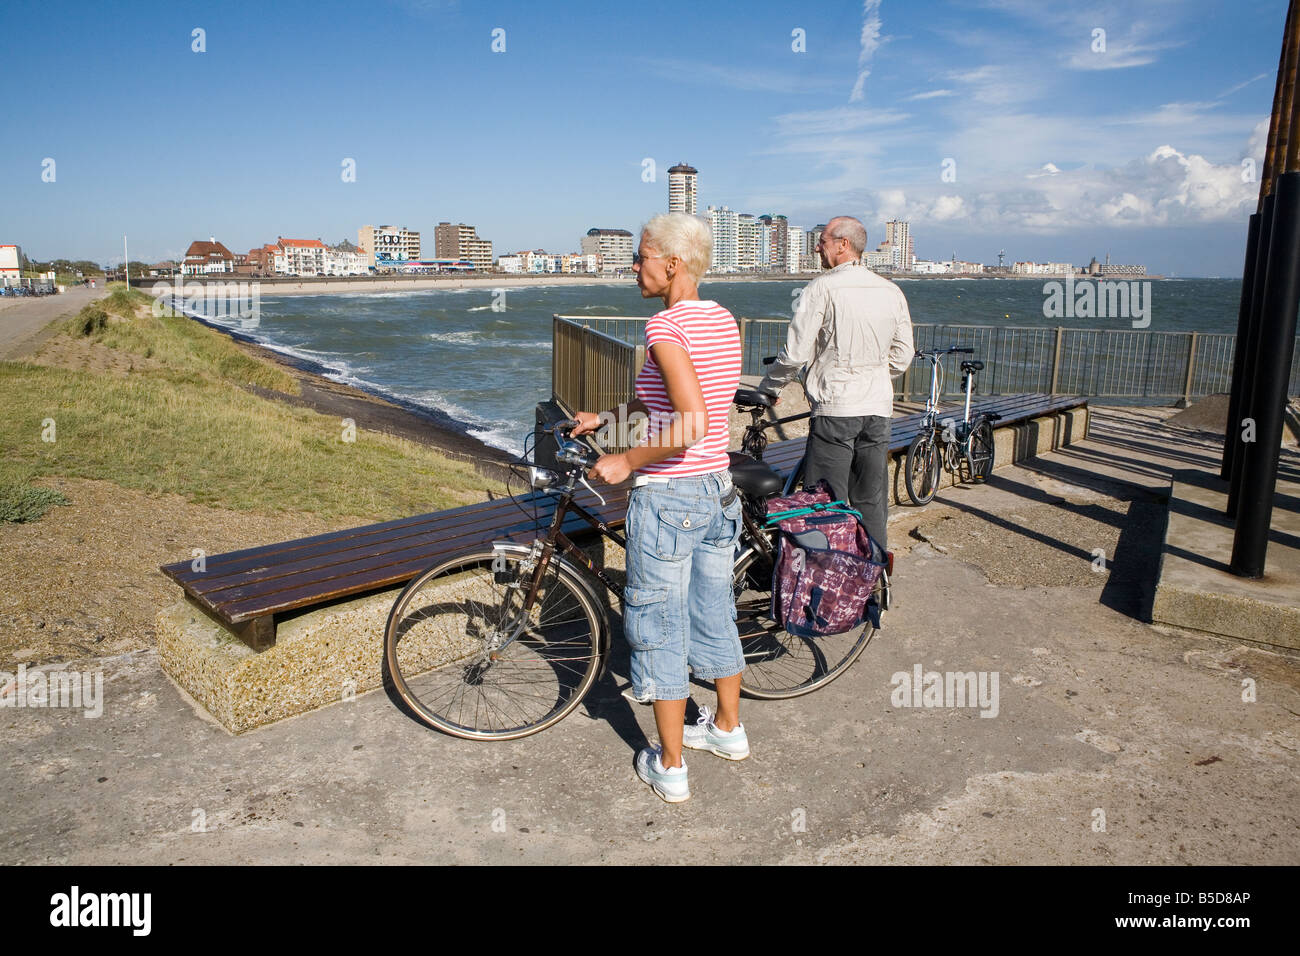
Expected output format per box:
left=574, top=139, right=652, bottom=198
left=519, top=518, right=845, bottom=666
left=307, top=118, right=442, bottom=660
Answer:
left=1, top=0, right=1283, bottom=276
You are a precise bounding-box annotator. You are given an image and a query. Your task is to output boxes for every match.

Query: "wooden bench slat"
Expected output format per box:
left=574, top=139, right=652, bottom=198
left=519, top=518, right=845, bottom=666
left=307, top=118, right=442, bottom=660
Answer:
left=195, top=498, right=625, bottom=605
left=166, top=494, right=562, bottom=585
left=213, top=511, right=614, bottom=622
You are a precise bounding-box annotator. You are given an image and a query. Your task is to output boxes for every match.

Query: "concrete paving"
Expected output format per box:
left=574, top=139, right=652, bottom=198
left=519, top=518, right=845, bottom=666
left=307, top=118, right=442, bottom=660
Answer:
left=0, top=285, right=102, bottom=359
left=2, top=406, right=1297, bottom=864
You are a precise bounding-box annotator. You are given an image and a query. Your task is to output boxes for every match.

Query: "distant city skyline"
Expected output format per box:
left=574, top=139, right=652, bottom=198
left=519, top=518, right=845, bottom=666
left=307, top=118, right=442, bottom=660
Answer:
left=3, top=0, right=1282, bottom=277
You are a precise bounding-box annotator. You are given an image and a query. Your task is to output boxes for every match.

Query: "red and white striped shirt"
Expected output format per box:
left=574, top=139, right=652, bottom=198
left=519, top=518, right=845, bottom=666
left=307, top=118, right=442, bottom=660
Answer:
left=634, top=300, right=742, bottom=477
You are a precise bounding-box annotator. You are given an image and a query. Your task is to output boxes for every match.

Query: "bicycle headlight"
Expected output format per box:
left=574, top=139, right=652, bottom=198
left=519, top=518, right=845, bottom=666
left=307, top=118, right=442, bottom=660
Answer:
left=529, top=466, right=558, bottom=490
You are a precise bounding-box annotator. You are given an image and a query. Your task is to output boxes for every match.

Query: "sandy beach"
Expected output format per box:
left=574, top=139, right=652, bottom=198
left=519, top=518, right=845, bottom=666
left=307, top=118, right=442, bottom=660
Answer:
left=136, top=273, right=637, bottom=297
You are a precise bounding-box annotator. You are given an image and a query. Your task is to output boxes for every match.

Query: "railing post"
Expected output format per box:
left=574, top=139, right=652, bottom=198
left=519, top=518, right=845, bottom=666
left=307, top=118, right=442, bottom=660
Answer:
left=580, top=324, right=591, bottom=413
left=1181, top=332, right=1199, bottom=408
left=738, top=316, right=750, bottom=374
left=1049, top=327, right=1064, bottom=394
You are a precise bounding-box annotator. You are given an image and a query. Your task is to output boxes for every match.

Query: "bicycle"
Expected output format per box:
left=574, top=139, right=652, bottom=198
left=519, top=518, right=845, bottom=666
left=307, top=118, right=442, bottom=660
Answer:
left=903, top=346, right=1001, bottom=506
left=383, top=402, right=891, bottom=741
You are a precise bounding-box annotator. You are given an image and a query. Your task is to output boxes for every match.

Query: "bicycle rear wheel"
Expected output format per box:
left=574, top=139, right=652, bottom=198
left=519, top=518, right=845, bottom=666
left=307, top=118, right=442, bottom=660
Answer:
left=384, top=545, right=604, bottom=740
left=965, top=419, right=995, bottom=483
left=732, top=528, right=881, bottom=700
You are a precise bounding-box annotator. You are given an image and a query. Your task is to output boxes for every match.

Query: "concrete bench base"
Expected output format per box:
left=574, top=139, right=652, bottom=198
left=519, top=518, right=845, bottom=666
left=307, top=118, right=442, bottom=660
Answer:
left=158, top=587, right=402, bottom=735
left=159, top=405, right=1088, bottom=734
left=1151, top=469, right=1300, bottom=651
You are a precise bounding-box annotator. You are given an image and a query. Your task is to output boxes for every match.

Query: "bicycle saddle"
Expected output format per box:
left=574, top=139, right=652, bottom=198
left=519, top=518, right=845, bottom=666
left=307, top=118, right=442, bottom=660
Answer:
left=734, top=388, right=776, bottom=409
left=728, top=452, right=784, bottom=497
left=960, top=360, right=985, bottom=372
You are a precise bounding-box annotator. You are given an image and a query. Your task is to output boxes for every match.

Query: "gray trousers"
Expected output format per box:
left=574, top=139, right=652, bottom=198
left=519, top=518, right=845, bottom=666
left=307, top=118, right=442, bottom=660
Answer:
left=802, top=414, right=891, bottom=552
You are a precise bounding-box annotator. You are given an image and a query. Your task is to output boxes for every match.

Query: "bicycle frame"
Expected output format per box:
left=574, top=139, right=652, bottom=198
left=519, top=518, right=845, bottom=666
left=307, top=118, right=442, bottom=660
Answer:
left=513, top=407, right=805, bottom=620
left=915, top=347, right=981, bottom=468
left=514, top=470, right=627, bottom=607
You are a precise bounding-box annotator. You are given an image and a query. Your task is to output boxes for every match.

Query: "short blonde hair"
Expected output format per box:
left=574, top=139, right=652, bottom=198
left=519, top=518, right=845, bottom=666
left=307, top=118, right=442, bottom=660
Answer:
left=641, top=213, right=712, bottom=282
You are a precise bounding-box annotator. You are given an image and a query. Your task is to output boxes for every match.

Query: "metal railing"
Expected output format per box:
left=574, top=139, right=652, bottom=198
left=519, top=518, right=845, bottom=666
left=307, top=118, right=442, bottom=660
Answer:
left=552, top=317, right=645, bottom=417
left=556, top=314, right=1300, bottom=407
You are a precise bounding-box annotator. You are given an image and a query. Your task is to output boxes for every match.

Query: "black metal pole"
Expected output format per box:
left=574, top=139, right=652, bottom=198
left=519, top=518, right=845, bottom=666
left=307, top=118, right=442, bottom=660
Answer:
left=1227, top=194, right=1276, bottom=517
left=1222, top=212, right=1262, bottom=479
left=1231, top=171, right=1300, bottom=577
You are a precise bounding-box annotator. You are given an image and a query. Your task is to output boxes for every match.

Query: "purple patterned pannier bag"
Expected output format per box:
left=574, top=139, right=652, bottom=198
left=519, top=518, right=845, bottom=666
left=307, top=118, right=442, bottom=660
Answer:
left=764, top=482, right=886, bottom=637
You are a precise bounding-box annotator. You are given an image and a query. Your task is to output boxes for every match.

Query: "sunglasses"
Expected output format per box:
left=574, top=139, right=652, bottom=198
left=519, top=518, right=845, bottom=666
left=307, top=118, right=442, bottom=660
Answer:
left=632, top=252, right=665, bottom=266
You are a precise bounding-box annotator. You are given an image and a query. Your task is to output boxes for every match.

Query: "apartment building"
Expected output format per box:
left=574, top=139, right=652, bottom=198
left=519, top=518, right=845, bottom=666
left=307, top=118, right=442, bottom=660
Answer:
left=358, top=225, right=421, bottom=269
left=274, top=238, right=327, bottom=276
left=706, top=205, right=739, bottom=272
left=668, top=162, right=698, bottom=214
left=786, top=226, right=805, bottom=273
left=581, top=228, right=634, bottom=273
left=884, top=220, right=915, bottom=271
left=434, top=222, right=493, bottom=272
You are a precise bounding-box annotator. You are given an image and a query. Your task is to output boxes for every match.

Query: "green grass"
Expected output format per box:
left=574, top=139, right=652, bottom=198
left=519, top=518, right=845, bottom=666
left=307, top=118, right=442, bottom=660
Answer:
left=1, top=286, right=504, bottom=521
left=65, top=284, right=298, bottom=394
left=0, top=468, right=69, bottom=523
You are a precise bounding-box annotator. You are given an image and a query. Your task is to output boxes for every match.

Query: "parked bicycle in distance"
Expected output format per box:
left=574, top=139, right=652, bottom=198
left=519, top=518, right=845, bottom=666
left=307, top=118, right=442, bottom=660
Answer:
left=904, top=347, right=1001, bottom=506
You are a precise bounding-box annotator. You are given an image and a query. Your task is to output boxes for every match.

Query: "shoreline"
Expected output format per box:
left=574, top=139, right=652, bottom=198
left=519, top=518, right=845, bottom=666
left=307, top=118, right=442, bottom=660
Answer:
left=134, top=271, right=1169, bottom=298
left=174, top=306, right=518, bottom=482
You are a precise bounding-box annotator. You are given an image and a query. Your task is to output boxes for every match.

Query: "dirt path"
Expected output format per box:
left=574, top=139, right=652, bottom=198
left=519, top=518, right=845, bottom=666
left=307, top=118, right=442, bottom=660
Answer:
left=0, top=286, right=101, bottom=359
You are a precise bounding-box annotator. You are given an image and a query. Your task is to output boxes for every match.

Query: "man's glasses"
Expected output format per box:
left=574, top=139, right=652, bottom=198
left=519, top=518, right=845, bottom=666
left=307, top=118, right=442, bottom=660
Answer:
left=816, top=235, right=846, bottom=249
left=632, top=252, right=664, bottom=266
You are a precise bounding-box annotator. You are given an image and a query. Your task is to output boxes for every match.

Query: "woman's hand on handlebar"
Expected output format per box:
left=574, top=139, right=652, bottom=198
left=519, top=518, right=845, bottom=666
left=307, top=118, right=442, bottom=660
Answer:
left=570, top=410, right=601, bottom=437
left=590, top=452, right=632, bottom=486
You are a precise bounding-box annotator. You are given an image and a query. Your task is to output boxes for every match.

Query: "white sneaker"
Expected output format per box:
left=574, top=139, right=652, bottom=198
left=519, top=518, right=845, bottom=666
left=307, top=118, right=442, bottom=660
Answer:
left=682, top=706, right=750, bottom=761
left=635, top=746, right=689, bottom=803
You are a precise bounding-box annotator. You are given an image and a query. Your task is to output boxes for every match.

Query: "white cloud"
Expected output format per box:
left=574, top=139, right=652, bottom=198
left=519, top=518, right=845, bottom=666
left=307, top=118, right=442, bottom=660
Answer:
left=1246, top=117, right=1269, bottom=161
left=930, top=195, right=968, bottom=221
left=908, top=89, right=955, bottom=101
left=850, top=0, right=884, bottom=103
left=789, top=142, right=1260, bottom=234
left=770, top=106, right=911, bottom=138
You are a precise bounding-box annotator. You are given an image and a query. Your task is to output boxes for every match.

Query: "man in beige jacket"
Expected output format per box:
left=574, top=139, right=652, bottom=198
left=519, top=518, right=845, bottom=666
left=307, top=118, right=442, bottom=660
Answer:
left=758, top=215, right=914, bottom=551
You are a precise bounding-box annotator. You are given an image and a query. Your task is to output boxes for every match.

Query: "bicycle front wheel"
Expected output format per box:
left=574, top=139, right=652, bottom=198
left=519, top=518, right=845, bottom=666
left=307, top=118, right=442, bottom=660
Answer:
left=966, top=419, right=995, bottom=483
left=732, top=528, right=879, bottom=699
left=384, top=545, right=604, bottom=740
left=904, top=431, right=940, bottom=505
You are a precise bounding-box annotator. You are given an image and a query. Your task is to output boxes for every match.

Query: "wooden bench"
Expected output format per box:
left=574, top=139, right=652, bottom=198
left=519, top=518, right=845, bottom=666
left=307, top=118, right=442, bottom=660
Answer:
left=160, top=393, right=1087, bottom=648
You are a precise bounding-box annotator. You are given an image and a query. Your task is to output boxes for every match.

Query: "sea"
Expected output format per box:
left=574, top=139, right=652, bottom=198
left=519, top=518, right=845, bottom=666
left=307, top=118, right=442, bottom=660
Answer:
left=184, top=277, right=1244, bottom=456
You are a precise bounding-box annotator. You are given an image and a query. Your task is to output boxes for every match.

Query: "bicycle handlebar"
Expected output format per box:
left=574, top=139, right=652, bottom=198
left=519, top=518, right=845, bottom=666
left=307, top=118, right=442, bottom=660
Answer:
left=915, top=346, right=974, bottom=358
left=547, top=420, right=601, bottom=470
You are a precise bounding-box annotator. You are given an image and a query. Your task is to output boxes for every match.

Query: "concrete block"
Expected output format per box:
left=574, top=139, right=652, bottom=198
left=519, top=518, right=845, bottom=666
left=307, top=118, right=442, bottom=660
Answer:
left=1151, top=469, right=1300, bottom=649
left=158, top=586, right=401, bottom=734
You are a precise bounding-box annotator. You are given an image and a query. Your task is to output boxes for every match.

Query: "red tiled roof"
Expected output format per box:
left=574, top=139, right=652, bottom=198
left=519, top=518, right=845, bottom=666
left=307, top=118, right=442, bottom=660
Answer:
left=278, top=239, right=326, bottom=249
left=183, top=240, right=234, bottom=261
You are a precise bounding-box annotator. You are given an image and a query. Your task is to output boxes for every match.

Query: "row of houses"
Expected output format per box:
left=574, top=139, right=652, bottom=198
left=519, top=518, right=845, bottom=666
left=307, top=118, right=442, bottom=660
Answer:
left=497, top=251, right=602, bottom=274
left=182, top=238, right=368, bottom=277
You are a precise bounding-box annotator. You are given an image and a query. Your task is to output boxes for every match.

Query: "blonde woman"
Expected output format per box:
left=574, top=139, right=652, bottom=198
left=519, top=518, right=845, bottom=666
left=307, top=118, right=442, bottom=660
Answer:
left=572, top=213, right=747, bottom=803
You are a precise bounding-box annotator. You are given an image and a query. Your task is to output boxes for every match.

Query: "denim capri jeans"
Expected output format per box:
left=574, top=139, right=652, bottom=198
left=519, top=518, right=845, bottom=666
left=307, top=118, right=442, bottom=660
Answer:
left=622, top=470, right=745, bottom=701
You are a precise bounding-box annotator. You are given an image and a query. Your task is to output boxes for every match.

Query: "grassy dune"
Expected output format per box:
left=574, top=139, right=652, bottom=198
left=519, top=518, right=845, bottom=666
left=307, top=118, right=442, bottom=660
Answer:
left=0, top=285, right=503, bottom=521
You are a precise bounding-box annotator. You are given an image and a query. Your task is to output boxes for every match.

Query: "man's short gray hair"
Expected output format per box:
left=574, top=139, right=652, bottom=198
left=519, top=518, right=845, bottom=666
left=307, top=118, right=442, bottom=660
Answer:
left=826, top=216, right=867, bottom=256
